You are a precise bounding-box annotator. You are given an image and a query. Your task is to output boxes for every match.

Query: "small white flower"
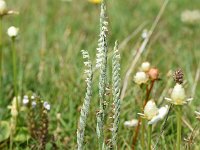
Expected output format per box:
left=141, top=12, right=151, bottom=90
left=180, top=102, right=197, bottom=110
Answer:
left=134, top=71, right=149, bottom=85
left=43, top=101, right=50, bottom=110
left=32, top=101, right=37, bottom=107
left=141, top=62, right=150, bottom=72
left=141, top=29, right=148, bottom=39
left=144, top=100, right=159, bottom=120
left=0, top=0, right=7, bottom=15
left=7, top=26, right=19, bottom=37
left=31, top=95, right=35, bottom=99
left=165, top=84, right=192, bottom=105
left=124, top=119, right=138, bottom=127
left=23, top=96, right=29, bottom=105
left=148, top=105, right=169, bottom=125
left=138, top=100, right=169, bottom=125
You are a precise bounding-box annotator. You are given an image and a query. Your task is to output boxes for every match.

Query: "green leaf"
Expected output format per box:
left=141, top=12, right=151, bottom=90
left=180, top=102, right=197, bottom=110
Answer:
left=14, top=127, right=30, bottom=142
left=0, top=121, right=10, bottom=142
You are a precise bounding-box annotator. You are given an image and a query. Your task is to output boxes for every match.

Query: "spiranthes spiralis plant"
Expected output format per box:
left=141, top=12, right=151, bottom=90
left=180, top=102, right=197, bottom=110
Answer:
left=96, top=0, right=108, bottom=148
left=110, top=41, right=121, bottom=149
left=0, top=0, right=18, bottom=99
left=77, top=50, right=93, bottom=150
left=23, top=94, right=51, bottom=150
left=165, top=69, right=193, bottom=150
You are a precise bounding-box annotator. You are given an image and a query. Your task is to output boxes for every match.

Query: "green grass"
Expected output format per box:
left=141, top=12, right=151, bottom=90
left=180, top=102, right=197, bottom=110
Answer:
left=0, top=0, right=200, bottom=149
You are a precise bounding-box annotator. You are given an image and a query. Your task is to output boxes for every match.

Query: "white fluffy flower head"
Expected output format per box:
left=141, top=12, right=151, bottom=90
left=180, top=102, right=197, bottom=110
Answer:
left=138, top=100, right=169, bottom=125
left=144, top=100, right=159, bottom=120
left=134, top=71, right=149, bottom=85
left=141, top=62, right=150, bottom=72
left=7, top=26, right=19, bottom=38
left=0, top=0, right=7, bottom=15
left=165, top=84, right=192, bottom=105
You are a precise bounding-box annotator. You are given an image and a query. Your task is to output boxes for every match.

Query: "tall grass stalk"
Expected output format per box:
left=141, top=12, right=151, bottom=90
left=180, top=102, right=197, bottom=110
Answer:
left=11, top=37, right=18, bottom=111
left=77, top=50, right=93, bottom=150
left=96, top=1, right=108, bottom=148
left=111, top=41, right=121, bottom=148
left=176, top=106, right=182, bottom=150
left=0, top=17, right=2, bottom=98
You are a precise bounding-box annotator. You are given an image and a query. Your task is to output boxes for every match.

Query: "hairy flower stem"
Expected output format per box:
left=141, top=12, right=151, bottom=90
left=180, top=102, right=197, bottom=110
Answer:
left=0, top=17, right=2, bottom=99
left=176, top=106, right=182, bottom=150
left=12, top=38, right=18, bottom=111
left=147, top=125, right=152, bottom=150
left=132, top=80, right=155, bottom=150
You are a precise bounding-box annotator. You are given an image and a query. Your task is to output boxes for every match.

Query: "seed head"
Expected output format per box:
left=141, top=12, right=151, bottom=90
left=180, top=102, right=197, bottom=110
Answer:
left=173, top=69, right=184, bottom=84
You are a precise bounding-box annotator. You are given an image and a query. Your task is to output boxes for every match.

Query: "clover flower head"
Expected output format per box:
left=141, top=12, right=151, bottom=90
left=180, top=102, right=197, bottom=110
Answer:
left=0, top=0, right=6, bottom=15
left=134, top=71, right=149, bottom=85
left=23, top=95, right=29, bottom=105
left=124, top=119, right=138, bottom=127
left=43, top=101, right=50, bottom=110
left=165, top=83, right=193, bottom=105
left=7, top=26, right=19, bottom=38
left=141, top=62, right=150, bottom=72
left=138, top=100, right=169, bottom=125
left=144, top=100, right=159, bottom=120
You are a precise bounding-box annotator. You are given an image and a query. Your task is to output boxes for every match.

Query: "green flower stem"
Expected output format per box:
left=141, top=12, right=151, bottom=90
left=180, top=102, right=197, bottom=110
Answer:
left=176, top=106, right=182, bottom=150
left=12, top=38, right=18, bottom=111
left=141, top=119, right=145, bottom=150
left=147, top=125, right=152, bottom=150
left=0, top=17, right=3, bottom=98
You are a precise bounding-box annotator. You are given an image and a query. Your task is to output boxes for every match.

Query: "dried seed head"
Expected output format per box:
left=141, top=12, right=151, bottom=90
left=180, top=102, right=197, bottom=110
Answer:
left=173, top=69, right=184, bottom=84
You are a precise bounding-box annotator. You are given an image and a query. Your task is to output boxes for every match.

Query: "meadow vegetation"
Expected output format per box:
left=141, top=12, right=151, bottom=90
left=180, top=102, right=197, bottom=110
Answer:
left=0, top=0, right=200, bottom=149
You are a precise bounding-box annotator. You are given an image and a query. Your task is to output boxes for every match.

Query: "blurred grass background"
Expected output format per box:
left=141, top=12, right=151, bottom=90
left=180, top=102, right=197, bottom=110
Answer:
left=1, top=0, right=200, bottom=149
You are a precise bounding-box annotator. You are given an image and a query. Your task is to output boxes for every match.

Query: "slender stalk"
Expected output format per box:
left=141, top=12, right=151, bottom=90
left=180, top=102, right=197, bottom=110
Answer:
left=11, top=38, right=18, bottom=111
left=141, top=119, right=145, bottom=150
left=0, top=17, right=2, bottom=98
left=176, top=106, right=182, bottom=150
left=132, top=80, right=155, bottom=149
left=147, top=125, right=152, bottom=150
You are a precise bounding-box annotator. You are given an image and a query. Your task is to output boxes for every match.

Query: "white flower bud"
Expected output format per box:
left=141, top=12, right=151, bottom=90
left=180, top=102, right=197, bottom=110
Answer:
left=144, top=100, right=159, bottom=120
left=171, top=84, right=186, bottom=105
left=134, top=71, right=148, bottom=85
left=141, top=62, right=150, bottom=72
left=7, top=26, right=19, bottom=37
left=0, top=0, right=7, bottom=15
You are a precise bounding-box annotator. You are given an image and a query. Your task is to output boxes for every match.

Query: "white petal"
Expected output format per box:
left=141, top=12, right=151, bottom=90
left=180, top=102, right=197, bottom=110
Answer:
left=158, top=105, right=169, bottom=119
left=124, top=119, right=138, bottom=127
left=148, top=115, right=161, bottom=125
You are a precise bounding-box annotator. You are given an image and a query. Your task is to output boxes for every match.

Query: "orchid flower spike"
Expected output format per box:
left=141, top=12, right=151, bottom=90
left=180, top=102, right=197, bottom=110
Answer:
left=165, top=83, right=193, bottom=105
left=138, top=100, right=169, bottom=125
